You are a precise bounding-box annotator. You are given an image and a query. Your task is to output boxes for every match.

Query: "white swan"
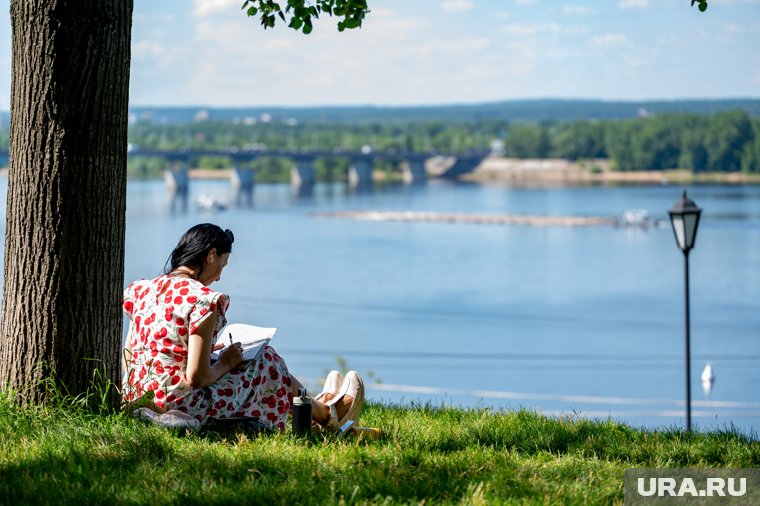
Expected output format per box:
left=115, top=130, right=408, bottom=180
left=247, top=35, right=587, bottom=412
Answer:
left=701, top=363, right=715, bottom=395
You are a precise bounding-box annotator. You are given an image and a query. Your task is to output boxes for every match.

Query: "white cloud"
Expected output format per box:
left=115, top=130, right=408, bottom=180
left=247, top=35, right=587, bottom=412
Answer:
left=624, top=56, right=647, bottom=68
left=545, top=48, right=572, bottom=59
left=563, top=5, right=597, bottom=16
left=503, top=23, right=561, bottom=36
left=619, top=0, right=650, bottom=9
left=591, top=33, right=630, bottom=47
left=369, top=8, right=396, bottom=18
left=193, top=0, right=241, bottom=18
left=133, top=14, right=176, bottom=24
left=503, top=23, right=587, bottom=36
left=417, top=37, right=490, bottom=56
left=724, top=23, right=744, bottom=33
left=565, top=25, right=590, bottom=35
left=179, top=10, right=461, bottom=106
left=121, top=0, right=760, bottom=106
left=133, top=40, right=164, bottom=59
left=441, top=0, right=474, bottom=12
left=263, top=38, right=295, bottom=51
left=132, top=40, right=189, bottom=68
left=503, top=40, right=539, bottom=76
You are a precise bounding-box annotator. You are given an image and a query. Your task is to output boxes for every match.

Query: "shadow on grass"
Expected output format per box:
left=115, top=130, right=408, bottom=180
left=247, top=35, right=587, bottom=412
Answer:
left=1, top=402, right=758, bottom=505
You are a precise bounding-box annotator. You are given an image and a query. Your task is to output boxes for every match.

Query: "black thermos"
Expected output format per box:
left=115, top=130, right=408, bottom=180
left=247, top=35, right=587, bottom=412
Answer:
left=291, top=388, right=312, bottom=435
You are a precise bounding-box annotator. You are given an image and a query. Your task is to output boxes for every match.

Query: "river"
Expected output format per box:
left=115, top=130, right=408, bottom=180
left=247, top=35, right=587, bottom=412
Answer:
left=4, top=177, right=760, bottom=434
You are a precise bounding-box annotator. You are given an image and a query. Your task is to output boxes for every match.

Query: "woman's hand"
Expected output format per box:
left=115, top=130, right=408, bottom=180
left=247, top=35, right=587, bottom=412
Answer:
left=187, top=306, right=244, bottom=388
left=217, top=342, right=244, bottom=371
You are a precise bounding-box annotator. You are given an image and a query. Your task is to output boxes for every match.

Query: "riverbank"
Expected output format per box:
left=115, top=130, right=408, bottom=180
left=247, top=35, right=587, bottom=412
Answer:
left=3, top=161, right=760, bottom=186
left=1, top=395, right=757, bottom=504
left=465, top=157, right=760, bottom=185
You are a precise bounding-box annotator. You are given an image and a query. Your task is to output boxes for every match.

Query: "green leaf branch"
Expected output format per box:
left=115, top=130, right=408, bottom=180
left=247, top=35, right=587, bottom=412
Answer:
left=691, top=0, right=708, bottom=12
left=242, top=0, right=369, bottom=34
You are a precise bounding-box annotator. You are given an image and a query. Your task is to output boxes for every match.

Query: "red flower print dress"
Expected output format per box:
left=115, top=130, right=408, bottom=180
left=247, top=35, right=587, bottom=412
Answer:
left=122, top=275, right=293, bottom=430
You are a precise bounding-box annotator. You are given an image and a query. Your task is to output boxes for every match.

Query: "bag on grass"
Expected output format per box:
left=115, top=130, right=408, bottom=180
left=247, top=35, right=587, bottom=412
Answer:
left=202, top=416, right=273, bottom=436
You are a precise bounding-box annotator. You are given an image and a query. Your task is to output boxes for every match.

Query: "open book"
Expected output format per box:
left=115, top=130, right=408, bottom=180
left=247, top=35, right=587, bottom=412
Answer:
left=210, top=323, right=277, bottom=362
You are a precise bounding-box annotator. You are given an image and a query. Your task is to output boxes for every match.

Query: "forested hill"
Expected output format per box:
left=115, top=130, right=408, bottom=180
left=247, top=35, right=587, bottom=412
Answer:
left=127, top=99, right=760, bottom=125
left=2, top=100, right=758, bottom=130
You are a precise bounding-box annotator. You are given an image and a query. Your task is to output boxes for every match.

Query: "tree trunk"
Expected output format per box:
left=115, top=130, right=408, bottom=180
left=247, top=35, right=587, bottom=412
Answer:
left=0, top=0, right=133, bottom=404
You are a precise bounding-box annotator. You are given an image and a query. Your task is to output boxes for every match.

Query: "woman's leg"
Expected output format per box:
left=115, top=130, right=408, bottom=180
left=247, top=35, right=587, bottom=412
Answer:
left=287, top=366, right=356, bottom=425
left=288, top=374, right=354, bottom=424
left=310, top=392, right=354, bottom=425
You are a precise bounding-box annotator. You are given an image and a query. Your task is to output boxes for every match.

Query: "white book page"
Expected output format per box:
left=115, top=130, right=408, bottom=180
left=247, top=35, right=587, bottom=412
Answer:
left=210, top=323, right=277, bottom=362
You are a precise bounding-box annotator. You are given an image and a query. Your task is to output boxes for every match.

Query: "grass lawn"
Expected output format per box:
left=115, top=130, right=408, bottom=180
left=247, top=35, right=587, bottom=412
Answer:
left=1, top=394, right=758, bottom=505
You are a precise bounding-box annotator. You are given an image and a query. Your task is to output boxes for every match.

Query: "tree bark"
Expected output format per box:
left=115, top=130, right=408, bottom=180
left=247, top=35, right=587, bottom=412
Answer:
left=0, top=0, right=133, bottom=404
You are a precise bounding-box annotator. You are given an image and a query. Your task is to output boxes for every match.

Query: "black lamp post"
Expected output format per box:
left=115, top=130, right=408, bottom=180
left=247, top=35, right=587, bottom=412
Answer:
left=668, top=191, right=702, bottom=433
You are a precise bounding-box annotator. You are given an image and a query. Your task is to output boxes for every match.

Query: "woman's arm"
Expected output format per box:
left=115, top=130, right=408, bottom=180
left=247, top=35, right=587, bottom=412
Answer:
left=122, top=322, right=134, bottom=384
left=185, top=306, right=243, bottom=388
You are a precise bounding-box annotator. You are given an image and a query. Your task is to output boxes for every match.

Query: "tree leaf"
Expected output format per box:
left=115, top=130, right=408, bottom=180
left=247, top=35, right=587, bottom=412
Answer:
left=242, top=0, right=370, bottom=33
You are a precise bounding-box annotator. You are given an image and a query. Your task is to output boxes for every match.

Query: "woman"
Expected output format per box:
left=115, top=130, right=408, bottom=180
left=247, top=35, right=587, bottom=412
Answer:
left=122, top=223, right=362, bottom=431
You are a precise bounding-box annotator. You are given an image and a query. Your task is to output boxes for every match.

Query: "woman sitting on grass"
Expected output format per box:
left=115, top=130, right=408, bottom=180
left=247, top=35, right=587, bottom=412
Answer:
left=122, top=223, right=363, bottom=431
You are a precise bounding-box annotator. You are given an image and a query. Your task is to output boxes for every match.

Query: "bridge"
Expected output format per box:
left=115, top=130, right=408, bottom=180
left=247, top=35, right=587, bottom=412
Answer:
left=127, top=149, right=487, bottom=191
left=0, top=148, right=488, bottom=191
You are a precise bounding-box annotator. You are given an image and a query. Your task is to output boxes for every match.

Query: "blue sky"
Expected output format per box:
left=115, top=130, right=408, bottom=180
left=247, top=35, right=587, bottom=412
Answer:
left=0, top=0, right=759, bottom=108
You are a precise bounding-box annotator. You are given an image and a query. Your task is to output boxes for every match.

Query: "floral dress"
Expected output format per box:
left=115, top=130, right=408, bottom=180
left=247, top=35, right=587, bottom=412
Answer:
left=122, top=274, right=292, bottom=429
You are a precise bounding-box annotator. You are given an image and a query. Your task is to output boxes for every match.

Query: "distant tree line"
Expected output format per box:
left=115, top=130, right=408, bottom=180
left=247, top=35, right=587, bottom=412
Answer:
left=506, top=110, right=760, bottom=173
left=6, top=110, right=760, bottom=174
left=128, top=99, right=760, bottom=125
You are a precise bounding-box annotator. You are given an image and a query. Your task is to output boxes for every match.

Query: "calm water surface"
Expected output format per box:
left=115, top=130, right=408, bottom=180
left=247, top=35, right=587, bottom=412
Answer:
left=4, top=177, right=759, bottom=433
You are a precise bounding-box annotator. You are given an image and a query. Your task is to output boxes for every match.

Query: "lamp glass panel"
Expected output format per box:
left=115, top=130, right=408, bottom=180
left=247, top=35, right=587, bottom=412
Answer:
left=684, top=213, right=699, bottom=249
left=671, top=215, right=686, bottom=250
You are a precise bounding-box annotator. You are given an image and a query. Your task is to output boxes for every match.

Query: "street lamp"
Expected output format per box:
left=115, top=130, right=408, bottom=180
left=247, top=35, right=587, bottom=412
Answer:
left=668, top=191, right=702, bottom=433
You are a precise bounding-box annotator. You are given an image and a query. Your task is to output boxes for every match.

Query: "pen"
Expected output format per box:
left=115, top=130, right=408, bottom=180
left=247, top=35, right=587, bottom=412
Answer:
left=229, top=333, right=233, bottom=345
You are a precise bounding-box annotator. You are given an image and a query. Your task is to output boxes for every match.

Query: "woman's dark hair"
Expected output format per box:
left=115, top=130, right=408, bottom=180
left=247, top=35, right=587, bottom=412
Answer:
left=164, top=224, right=234, bottom=277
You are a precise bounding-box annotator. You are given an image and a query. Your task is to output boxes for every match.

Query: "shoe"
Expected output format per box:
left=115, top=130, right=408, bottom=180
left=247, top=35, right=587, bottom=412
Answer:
left=314, top=370, right=344, bottom=403
left=323, top=370, right=364, bottom=432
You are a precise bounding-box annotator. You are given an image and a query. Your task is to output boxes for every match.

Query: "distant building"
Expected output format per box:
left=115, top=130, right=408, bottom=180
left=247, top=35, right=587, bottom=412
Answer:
left=490, top=139, right=506, bottom=157
left=194, top=109, right=210, bottom=122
